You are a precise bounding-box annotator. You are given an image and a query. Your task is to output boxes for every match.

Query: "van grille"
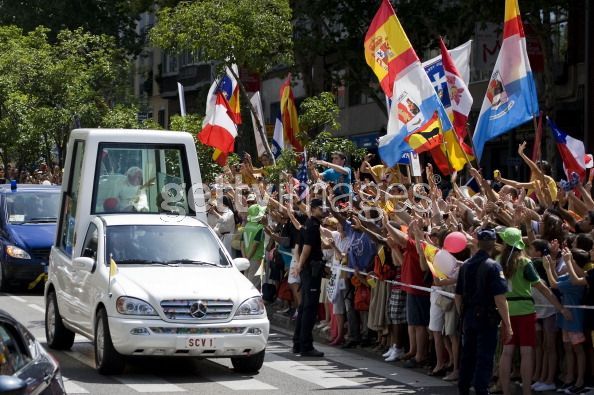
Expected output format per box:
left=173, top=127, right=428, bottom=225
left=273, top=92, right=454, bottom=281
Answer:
left=160, top=299, right=234, bottom=321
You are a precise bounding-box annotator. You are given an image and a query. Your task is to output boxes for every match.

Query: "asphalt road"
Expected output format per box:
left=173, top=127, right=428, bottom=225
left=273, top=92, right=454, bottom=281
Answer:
left=0, top=288, right=458, bottom=395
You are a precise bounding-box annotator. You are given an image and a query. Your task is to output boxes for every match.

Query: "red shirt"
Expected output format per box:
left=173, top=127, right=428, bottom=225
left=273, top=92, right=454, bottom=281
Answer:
left=400, top=239, right=429, bottom=296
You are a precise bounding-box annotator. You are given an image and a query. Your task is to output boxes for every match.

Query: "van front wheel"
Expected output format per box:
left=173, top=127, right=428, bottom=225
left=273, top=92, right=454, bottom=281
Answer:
left=94, top=308, right=125, bottom=375
left=231, top=350, right=265, bottom=374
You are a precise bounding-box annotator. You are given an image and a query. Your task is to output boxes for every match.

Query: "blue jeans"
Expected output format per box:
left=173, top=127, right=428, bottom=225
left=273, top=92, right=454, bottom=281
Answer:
left=458, top=324, right=498, bottom=395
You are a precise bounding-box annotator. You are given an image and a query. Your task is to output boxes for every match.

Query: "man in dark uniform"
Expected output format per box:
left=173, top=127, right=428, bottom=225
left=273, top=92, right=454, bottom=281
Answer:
left=455, top=229, right=513, bottom=395
left=292, top=198, right=325, bottom=357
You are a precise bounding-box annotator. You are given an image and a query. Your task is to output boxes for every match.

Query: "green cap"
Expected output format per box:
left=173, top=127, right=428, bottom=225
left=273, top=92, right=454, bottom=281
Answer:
left=498, top=227, right=525, bottom=250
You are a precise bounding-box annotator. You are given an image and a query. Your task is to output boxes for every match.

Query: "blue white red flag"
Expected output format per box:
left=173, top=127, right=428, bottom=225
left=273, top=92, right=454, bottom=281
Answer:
left=472, top=0, right=539, bottom=161
left=548, top=117, right=586, bottom=181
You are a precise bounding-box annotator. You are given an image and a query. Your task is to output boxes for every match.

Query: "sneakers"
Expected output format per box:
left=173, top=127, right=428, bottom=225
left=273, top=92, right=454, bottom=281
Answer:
left=384, top=348, right=405, bottom=362
left=382, top=345, right=395, bottom=358
left=532, top=382, right=544, bottom=390
left=564, top=385, right=589, bottom=394
left=533, top=382, right=556, bottom=392
left=557, top=383, right=573, bottom=393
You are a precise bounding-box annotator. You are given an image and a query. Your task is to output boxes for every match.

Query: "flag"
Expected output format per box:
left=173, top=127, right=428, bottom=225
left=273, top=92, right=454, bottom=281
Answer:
left=203, top=65, right=242, bottom=127
left=405, top=112, right=443, bottom=153
left=364, top=0, right=417, bottom=98
left=473, top=0, right=539, bottom=161
left=421, top=242, right=447, bottom=280
left=296, top=150, right=308, bottom=199
left=280, top=77, right=302, bottom=151
left=377, top=5, right=453, bottom=168
left=198, top=93, right=238, bottom=165
left=423, top=40, right=474, bottom=171
left=271, top=114, right=284, bottom=159
left=548, top=117, right=586, bottom=181
left=109, top=257, right=118, bottom=277
left=249, top=92, right=267, bottom=157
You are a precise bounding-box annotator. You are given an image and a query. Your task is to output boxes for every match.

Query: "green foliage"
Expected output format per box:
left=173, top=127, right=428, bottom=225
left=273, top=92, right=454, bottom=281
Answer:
left=263, top=148, right=298, bottom=185
left=149, top=0, right=293, bottom=74
left=298, top=92, right=340, bottom=141
left=0, top=0, right=153, bottom=55
left=0, top=26, right=136, bottom=169
left=305, top=132, right=366, bottom=165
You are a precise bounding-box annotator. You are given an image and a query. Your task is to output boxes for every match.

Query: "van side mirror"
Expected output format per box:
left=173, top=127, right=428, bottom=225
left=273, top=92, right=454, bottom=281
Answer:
left=72, top=256, right=95, bottom=272
left=0, top=375, right=27, bottom=395
left=233, top=258, right=250, bottom=272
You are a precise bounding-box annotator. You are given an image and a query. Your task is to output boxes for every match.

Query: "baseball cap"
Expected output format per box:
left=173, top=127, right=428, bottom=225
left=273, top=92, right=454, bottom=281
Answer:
left=310, top=198, right=324, bottom=209
left=246, top=193, right=257, bottom=202
left=477, top=228, right=496, bottom=241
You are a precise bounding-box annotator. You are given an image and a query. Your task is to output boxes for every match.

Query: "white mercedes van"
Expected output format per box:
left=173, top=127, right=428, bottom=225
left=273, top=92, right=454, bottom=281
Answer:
left=44, top=129, right=268, bottom=375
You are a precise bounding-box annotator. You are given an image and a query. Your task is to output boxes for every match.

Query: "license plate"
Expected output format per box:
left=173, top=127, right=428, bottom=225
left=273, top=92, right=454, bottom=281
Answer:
left=178, top=337, right=218, bottom=349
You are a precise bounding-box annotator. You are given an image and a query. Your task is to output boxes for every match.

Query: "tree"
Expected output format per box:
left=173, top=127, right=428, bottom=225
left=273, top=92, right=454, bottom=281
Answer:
left=0, top=26, right=136, bottom=168
left=298, top=92, right=341, bottom=141
left=149, top=0, right=294, bottom=159
left=0, top=0, right=153, bottom=54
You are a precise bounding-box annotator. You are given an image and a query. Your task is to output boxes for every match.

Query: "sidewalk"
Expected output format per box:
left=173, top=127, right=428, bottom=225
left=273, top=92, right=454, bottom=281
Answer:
left=266, top=304, right=588, bottom=395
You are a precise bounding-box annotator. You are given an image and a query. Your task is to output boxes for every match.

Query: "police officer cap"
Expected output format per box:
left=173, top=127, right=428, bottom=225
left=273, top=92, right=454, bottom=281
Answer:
left=477, top=228, right=496, bottom=241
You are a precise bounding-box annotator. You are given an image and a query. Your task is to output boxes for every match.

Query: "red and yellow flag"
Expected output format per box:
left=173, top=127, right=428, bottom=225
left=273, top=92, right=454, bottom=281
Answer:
left=279, top=77, right=302, bottom=151
left=364, top=0, right=418, bottom=97
left=405, top=112, right=443, bottom=153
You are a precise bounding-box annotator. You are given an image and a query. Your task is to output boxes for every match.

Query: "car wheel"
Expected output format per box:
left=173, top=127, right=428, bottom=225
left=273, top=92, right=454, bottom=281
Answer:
left=231, top=350, right=265, bottom=374
left=45, top=291, right=75, bottom=350
left=94, top=308, right=125, bottom=375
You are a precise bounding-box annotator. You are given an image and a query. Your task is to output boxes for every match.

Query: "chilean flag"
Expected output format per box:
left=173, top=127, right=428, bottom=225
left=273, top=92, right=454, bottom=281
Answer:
left=548, top=117, right=586, bottom=181
left=198, top=93, right=238, bottom=163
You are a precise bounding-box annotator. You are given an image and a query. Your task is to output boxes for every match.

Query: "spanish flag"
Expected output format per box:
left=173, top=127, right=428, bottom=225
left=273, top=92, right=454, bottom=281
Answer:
left=364, top=0, right=418, bottom=97
left=280, top=77, right=302, bottom=151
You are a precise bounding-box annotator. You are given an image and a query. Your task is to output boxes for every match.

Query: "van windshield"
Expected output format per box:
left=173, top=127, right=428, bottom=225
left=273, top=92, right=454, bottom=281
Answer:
left=93, top=144, right=192, bottom=215
left=6, top=192, right=60, bottom=223
left=106, top=225, right=229, bottom=267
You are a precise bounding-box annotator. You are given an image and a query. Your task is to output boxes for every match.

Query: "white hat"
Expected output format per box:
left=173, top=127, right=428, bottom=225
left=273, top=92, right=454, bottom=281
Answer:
left=246, top=193, right=257, bottom=202
left=41, top=180, right=52, bottom=185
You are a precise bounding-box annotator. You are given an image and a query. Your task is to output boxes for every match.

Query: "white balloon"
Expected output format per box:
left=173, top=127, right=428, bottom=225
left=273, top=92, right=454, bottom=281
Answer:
left=434, top=249, right=457, bottom=277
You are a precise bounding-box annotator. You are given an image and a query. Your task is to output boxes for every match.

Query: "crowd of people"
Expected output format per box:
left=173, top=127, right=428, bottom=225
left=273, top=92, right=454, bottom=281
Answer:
left=205, top=145, right=594, bottom=395
left=0, top=162, right=61, bottom=185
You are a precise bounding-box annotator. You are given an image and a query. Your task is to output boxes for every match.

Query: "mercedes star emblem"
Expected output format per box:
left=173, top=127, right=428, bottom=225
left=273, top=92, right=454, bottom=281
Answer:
left=189, top=301, right=208, bottom=319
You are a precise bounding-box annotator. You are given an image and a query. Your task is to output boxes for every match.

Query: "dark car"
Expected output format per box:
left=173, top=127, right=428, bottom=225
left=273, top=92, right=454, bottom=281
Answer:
left=0, top=309, right=65, bottom=394
left=0, top=184, right=60, bottom=290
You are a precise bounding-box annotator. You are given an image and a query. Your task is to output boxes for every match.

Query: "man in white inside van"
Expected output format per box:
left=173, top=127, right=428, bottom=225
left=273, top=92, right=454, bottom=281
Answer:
left=117, top=166, right=149, bottom=212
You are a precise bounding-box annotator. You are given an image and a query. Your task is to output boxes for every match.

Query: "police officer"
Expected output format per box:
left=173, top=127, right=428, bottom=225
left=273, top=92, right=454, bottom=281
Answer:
left=455, top=228, right=513, bottom=395
left=292, top=198, right=326, bottom=357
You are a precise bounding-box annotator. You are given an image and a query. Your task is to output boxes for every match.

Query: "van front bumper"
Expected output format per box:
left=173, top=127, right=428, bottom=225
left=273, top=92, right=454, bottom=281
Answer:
left=108, top=316, right=269, bottom=357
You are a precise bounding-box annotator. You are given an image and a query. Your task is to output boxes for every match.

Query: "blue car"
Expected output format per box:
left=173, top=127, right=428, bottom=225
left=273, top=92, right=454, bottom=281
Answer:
left=0, top=184, right=60, bottom=290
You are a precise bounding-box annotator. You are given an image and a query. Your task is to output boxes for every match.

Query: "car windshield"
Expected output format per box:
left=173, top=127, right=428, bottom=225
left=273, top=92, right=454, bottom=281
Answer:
left=106, top=225, right=229, bottom=267
left=6, top=192, right=60, bottom=224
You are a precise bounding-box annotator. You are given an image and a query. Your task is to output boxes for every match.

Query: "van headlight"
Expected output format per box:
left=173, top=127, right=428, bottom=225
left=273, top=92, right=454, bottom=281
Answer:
left=6, top=245, right=31, bottom=259
left=234, top=297, right=266, bottom=318
left=116, top=297, right=158, bottom=316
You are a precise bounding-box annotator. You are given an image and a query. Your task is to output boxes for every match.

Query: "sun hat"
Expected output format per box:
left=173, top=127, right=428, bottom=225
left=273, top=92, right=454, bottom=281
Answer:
left=247, top=204, right=266, bottom=223
left=498, top=227, right=525, bottom=250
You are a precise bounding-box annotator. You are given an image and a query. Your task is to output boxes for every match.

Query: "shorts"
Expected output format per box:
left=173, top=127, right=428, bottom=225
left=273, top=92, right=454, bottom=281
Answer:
left=505, top=313, right=536, bottom=347
left=388, top=288, right=406, bottom=324
left=429, top=291, right=445, bottom=332
left=562, top=330, right=586, bottom=345
left=536, top=315, right=557, bottom=333
left=405, top=293, right=430, bottom=326
left=444, top=307, right=459, bottom=336
left=288, top=255, right=301, bottom=285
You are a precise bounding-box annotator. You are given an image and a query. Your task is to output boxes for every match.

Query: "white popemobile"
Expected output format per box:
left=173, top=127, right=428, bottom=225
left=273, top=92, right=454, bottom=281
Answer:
left=44, top=129, right=268, bottom=375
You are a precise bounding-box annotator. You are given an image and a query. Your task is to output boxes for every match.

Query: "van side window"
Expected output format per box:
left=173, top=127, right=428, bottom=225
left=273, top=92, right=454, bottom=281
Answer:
left=0, top=323, right=30, bottom=375
left=81, top=223, right=98, bottom=259
left=58, top=140, right=85, bottom=256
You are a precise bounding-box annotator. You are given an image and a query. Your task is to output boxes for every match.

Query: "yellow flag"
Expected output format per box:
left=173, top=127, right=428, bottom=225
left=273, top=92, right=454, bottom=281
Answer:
left=109, top=258, right=118, bottom=277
